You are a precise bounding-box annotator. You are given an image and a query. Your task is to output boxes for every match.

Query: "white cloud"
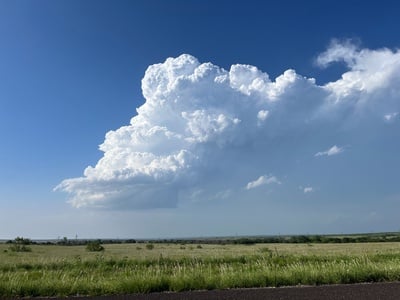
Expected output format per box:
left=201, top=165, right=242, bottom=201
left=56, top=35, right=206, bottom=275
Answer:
left=317, top=40, right=400, bottom=100
left=246, top=175, right=281, bottom=190
left=257, top=110, right=269, bottom=122
left=303, top=187, right=314, bottom=193
left=315, top=145, right=344, bottom=157
left=55, top=42, right=400, bottom=209
left=316, top=39, right=359, bottom=68
left=384, top=112, right=398, bottom=122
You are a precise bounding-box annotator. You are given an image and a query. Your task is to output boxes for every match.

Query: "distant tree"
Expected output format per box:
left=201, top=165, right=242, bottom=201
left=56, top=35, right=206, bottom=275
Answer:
left=9, top=237, right=32, bottom=252
left=56, top=236, right=69, bottom=245
left=124, top=239, right=137, bottom=244
left=14, top=236, right=32, bottom=245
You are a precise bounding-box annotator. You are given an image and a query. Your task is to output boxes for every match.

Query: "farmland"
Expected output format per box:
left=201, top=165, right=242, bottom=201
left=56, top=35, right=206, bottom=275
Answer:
left=2, top=240, right=400, bottom=297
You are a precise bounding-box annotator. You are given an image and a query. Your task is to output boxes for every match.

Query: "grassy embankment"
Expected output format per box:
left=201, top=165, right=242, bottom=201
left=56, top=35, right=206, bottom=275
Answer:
left=1, top=242, right=400, bottom=297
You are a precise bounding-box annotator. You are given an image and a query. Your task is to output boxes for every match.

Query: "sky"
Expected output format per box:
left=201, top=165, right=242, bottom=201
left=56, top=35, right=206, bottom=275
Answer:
left=1, top=0, right=400, bottom=239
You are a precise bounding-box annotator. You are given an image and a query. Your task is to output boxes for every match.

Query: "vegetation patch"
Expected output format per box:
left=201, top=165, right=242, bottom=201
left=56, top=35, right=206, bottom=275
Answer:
left=145, top=244, right=154, bottom=250
left=85, top=241, right=104, bottom=252
left=8, top=237, right=32, bottom=253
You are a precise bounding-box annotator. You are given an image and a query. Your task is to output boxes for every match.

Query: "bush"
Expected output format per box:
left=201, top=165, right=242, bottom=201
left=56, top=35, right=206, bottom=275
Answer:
left=146, top=244, right=154, bottom=250
left=9, top=244, right=32, bottom=252
left=8, top=237, right=32, bottom=252
left=86, top=241, right=104, bottom=252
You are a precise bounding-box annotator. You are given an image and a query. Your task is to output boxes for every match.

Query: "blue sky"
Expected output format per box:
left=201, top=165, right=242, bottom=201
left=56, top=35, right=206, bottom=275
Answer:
left=1, top=0, right=400, bottom=239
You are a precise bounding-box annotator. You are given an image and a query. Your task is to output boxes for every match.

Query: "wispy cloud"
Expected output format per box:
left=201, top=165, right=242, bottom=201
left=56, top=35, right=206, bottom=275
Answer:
left=246, top=175, right=281, bottom=190
left=315, top=145, right=344, bottom=157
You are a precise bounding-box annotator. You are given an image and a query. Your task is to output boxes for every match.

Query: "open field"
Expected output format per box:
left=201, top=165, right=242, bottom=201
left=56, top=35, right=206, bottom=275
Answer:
left=2, top=242, right=400, bottom=297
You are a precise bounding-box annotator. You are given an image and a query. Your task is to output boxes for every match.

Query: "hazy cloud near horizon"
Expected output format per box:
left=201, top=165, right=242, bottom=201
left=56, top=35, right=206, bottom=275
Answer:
left=55, top=41, right=400, bottom=210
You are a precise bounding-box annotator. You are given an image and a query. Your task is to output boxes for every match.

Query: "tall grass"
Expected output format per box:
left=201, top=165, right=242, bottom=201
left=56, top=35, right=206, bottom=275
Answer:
left=1, top=243, right=400, bottom=296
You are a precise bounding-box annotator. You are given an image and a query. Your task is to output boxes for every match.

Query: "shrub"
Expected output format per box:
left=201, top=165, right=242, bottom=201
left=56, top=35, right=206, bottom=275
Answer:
left=146, top=244, right=154, bottom=250
left=86, top=241, right=104, bottom=252
left=8, top=237, right=32, bottom=252
left=13, top=237, right=32, bottom=245
left=9, top=244, right=32, bottom=252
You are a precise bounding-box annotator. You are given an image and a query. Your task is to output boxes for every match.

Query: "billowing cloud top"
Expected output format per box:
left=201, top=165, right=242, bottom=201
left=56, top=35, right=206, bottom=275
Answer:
left=55, top=41, right=400, bottom=209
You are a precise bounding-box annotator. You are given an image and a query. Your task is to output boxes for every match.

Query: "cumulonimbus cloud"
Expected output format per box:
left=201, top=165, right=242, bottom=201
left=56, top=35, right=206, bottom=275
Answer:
left=55, top=41, right=400, bottom=209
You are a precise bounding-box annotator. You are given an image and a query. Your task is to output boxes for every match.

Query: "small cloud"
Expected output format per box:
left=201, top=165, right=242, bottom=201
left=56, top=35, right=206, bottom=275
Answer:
left=384, top=112, right=398, bottom=122
left=246, top=175, right=281, bottom=190
left=315, top=145, right=344, bottom=157
left=257, top=110, right=269, bottom=122
left=315, top=39, right=359, bottom=68
left=303, top=187, right=313, bottom=193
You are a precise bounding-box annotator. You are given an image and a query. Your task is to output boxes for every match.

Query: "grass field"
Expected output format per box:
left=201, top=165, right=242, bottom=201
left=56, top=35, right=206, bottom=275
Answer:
left=1, top=242, right=400, bottom=297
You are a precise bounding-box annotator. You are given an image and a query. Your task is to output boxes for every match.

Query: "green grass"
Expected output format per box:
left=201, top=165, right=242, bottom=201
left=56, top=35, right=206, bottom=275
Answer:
left=1, top=243, right=400, bottom=297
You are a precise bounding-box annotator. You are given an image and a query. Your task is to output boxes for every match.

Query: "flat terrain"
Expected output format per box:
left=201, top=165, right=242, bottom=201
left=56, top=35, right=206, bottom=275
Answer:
left=2, top=242, right=400, bottom=297
left=3, top=241, right=400, bottom=262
